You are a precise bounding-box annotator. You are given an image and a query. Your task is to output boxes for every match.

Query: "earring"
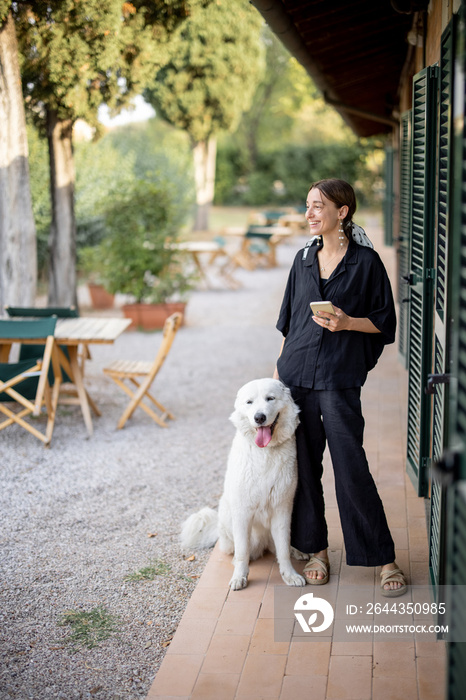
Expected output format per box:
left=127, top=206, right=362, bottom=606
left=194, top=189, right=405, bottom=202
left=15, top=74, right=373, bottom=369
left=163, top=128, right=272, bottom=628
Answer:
left=338, top=220, right=345, bottom=247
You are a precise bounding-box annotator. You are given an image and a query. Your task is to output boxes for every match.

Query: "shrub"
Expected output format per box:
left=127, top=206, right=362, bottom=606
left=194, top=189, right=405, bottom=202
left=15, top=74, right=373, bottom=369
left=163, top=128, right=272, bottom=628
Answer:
left=86, top=179, right=194, bottom=304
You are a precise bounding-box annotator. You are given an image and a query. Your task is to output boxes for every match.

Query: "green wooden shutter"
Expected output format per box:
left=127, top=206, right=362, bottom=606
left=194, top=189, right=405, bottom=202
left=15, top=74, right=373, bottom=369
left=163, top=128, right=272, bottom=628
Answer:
left=445, top=5, right=466, bottom=698
left=398, top=111, right=413, bottom=367
left=406, top=65, right=438, bottom=497
left=383, top=147, right=394, bottom=246
left=429, top=21, right=456, bottom=590
left=445, top=486, right=466, bottom=700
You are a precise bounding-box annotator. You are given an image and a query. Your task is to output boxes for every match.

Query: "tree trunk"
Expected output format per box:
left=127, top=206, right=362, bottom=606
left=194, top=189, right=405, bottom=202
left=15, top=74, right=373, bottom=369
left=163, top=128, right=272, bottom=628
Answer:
left=192, top=136, right=217, bottom=232
left=0, top=12, right=37, bottom=312
left=46, top=109, right=77, bottom=307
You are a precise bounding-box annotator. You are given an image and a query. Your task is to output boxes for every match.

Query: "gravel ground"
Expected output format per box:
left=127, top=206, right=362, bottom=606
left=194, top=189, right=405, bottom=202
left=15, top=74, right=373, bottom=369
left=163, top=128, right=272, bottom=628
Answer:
left=0, top=234, right=307, bottom=700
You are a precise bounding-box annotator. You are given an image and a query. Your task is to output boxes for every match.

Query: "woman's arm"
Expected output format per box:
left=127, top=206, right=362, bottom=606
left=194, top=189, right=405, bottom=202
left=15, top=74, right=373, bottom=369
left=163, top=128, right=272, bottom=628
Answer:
left=312, top=306, right=381, bottom=334
left=273, top=337, right=286, bottom=379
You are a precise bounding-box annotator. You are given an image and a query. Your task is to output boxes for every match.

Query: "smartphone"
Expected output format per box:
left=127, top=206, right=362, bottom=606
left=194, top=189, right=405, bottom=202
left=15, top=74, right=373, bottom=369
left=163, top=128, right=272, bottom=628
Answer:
left=310, top=300, right=336, bottom=316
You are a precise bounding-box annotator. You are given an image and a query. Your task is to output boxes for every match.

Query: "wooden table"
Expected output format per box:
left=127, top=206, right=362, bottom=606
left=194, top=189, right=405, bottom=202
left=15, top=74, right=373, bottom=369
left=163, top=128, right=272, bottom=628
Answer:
left=0, top=317, right=131, bottom=436
left=174, top=240, right=240, bottom=289
left=277, top=213, right=307, bottom=229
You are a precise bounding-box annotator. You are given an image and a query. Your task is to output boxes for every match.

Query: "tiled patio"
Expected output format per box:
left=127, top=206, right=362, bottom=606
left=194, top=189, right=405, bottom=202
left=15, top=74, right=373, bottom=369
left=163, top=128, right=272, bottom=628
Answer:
left=146, top=222, right=447, bottom=700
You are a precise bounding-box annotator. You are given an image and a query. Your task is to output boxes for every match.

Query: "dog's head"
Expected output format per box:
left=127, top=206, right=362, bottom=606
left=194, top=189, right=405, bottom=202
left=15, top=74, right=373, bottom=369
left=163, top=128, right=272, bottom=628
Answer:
left=230, top=378, right=299, bottom=448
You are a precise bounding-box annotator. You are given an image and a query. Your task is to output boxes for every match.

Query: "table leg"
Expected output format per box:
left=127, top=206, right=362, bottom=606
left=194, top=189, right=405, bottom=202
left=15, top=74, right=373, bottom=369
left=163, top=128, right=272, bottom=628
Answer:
left=268, top=240, right=278, bottom=267
left=0, top=343, right=12, bottom=362
left=68, top=346, right=94, bottom=436
left=191, top=252, right=212, bottom=288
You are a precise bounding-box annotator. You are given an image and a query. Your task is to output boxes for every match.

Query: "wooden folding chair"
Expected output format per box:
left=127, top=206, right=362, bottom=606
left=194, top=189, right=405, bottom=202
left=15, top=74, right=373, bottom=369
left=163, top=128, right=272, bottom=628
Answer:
left=103, top=312, right=183, bottom=429
left=0, top=318, right=62, bottom=446
left=4, top=305, right=98, bottom=415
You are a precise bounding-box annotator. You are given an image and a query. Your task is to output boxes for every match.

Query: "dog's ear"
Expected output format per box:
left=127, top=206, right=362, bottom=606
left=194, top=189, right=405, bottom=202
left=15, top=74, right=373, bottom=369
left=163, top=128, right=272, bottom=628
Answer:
left=229, top=408, right=244, bottom=431
left=280, top=384, right=300, bottom=432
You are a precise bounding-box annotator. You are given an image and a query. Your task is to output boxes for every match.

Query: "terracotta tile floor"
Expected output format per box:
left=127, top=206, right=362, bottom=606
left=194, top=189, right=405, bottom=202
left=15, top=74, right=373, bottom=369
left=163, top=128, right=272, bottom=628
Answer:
left=146, top=225, right=447, bottom=700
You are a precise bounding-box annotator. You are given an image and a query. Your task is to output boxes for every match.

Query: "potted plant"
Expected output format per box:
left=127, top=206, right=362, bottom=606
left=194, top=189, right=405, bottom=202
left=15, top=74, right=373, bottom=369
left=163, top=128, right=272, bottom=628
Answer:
left=90, top=179, right=195, bottom=330
left=78, top=245, right=116, bottom=309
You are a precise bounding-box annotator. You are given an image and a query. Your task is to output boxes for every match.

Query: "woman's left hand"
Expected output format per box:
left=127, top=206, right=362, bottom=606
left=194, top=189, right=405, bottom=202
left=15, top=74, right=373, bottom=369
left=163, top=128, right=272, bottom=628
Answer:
left=312, top=305, right=350, bottom=332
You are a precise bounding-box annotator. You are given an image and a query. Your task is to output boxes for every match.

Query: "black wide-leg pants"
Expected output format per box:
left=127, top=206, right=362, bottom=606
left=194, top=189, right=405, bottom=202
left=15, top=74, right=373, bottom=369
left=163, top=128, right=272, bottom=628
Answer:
left=289, top=386, right=395, bottom=567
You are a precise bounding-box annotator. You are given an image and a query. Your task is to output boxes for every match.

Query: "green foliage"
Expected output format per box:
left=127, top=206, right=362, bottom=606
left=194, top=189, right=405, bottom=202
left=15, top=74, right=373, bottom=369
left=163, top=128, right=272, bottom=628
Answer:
left=26, top=126, right=50, bottom=278
left=215, top=142, right=371, bottom=206
left=104, top=118, right=194, bottom=193
left=75, top=138, right=136, bottom=249
left=86, top=178, right=193, bottom=303
left=125, top=559, right=172, bottom=581
left=210, top=24, right=384, bottom=207
left=274, top=143, right=367, bottom=202
left=0, top=1, right=11, bottom=23
left=14, top=1, right=210, bottom=130
left=27, top=118, right=196, bottom=282
left=58, top=606, right=119, bottom=650
left=145, top=0, right=265, bottom=144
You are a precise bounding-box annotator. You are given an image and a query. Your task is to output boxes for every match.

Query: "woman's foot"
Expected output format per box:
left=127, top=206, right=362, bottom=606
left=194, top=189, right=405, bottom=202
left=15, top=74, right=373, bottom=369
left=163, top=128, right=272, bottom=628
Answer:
left=380, top=562, right=408, bottom=597
left=303, top=549, right=329, bottom=584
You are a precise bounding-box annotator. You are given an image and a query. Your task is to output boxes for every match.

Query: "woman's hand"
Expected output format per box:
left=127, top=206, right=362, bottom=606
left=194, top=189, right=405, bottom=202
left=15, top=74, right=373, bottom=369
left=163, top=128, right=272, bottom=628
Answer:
left=312, top=305, right=381, bottom=334
left=312, top=305, right=350, bottom=332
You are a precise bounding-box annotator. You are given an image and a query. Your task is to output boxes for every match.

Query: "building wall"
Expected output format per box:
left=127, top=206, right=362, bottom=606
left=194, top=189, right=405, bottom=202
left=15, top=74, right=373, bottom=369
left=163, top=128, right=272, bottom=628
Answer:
left=398, top=0, right=456, bottom=116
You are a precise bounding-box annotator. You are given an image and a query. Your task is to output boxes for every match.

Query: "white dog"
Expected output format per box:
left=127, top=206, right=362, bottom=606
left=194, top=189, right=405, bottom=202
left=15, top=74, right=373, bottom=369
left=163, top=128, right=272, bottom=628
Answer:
left=181, top=378, right=307, bottom=590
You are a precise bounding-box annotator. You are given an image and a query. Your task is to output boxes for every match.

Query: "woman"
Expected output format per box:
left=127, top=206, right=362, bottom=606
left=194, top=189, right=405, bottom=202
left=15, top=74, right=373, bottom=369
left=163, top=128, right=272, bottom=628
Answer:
left=273, top=178, right=407, bottom=596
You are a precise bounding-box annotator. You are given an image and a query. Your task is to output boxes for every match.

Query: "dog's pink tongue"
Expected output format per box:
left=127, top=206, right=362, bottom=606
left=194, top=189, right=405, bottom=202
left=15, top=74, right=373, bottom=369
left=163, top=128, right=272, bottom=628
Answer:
left=255, top=426, right=272, bottom=448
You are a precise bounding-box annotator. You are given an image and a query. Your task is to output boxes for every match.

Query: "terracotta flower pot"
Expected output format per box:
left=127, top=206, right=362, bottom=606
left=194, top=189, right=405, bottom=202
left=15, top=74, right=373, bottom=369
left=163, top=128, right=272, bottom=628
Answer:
left=122, top=302, right=186, bottom=330
left=88, top=283, right=115, bottom=310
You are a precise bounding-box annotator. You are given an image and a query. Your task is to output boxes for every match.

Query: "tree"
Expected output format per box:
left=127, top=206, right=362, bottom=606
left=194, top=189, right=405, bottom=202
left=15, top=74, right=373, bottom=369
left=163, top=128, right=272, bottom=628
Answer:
left=145, top=0, right=265, bottom=231
left=0, top=4, right=37, bottom=310
left=234, top=27, right=355, bottom=163
left=13, top=0, right=208, bottom=305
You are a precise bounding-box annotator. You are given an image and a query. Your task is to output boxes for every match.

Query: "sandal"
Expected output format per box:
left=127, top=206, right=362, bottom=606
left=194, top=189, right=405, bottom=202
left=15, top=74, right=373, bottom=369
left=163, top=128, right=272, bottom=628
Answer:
left=380, top=567, right=408, bottom=598
left=303, top=555, right=329, bottom=585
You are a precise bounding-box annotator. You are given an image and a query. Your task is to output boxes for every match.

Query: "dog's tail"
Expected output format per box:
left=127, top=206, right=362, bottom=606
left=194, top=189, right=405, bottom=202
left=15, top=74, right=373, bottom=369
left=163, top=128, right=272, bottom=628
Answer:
left=180, top=507, right=219, bottom=551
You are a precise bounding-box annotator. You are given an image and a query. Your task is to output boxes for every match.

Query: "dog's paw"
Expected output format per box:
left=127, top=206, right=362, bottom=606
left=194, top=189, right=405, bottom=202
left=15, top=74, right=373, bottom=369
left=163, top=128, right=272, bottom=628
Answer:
left=229, top=575, right=248, bottom=590
left=282, top=571, right=307, bottom=587
left=290, top=547, right=310, bottom=561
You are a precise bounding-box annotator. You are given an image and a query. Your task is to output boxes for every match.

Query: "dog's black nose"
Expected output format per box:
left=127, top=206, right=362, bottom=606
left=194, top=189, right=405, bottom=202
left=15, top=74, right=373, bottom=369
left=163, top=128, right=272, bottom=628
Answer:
left=254, top=412, right=267, bottom=425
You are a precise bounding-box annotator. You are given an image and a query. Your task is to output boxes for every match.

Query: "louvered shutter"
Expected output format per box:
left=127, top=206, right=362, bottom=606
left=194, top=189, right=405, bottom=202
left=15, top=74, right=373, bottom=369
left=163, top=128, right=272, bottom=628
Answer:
left=398, top=111, right=412, bottom=367
left=406, top=66, right=438, bottom=496
left=429, top=22, right=456, bottom=591
left=445, top=6, right=466, bottom=698
left=383, top=146, right=394, bottom=246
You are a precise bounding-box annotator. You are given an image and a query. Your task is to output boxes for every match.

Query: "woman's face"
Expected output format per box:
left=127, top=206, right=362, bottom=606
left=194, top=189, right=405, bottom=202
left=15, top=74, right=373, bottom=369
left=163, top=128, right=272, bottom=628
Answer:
left=305, top=188, right=346, bottom=238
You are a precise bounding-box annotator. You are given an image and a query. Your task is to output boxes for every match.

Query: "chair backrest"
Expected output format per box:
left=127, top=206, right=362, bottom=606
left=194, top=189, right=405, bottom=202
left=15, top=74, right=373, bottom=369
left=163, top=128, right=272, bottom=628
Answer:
left=0, top=317, right=57, bottom=339
left=0, top=318, right=58, bottom=402
left=149, top=312, right=183, bottom=380
left=3, top=310, right=74, bottom=379
left=5, top=306, right=78, bottom=318
left=246, top=225, right=273, bottom=240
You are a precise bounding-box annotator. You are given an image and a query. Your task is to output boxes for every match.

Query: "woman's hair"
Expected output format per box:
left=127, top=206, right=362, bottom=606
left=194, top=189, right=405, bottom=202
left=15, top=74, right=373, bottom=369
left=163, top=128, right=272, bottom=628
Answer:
left=308, top=178, right=357, bottom=238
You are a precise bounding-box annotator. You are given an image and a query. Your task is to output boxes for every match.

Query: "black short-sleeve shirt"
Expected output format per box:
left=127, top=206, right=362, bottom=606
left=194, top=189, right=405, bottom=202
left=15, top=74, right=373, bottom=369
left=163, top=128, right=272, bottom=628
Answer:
left=276, top=237, right=396, bottom=389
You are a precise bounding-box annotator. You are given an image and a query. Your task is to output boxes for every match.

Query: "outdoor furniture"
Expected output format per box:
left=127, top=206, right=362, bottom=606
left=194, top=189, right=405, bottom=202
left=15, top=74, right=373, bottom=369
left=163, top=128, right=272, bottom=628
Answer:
left=174, top=240, right=240, bottom=289
left=103, top=312, right=182, bottom=430
left=243, top=225, right=295, bottom=269
left=0, top=318, right=61, bottom=446
left=5, top=305, right=81, bottom=377
left=263, top=209, right=287, bottom=225
left=5, top=306, right=78, bottom=318
left=0, top=316, right=131, bottom=437
left=221, top=225, right=295, bottom=270
left=277, top=213, right=307, bottom=230
left=4, top=305, right=91, bottom=405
